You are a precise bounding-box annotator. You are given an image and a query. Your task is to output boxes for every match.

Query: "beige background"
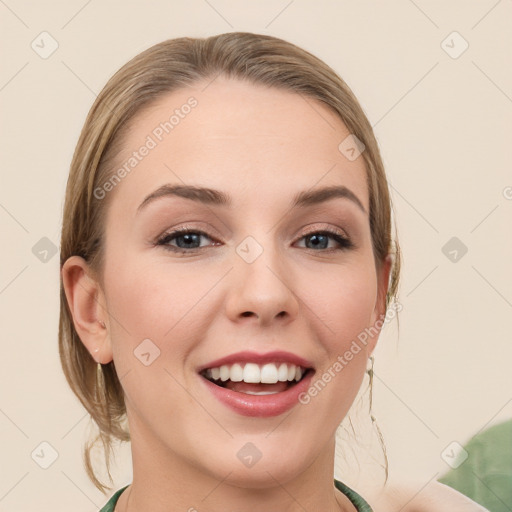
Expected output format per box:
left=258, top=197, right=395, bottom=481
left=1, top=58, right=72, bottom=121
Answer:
left=1, top=1, right=511, bottom=510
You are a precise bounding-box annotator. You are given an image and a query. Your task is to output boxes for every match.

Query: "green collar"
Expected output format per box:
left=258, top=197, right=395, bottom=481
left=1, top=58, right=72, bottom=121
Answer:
left=100, top=479, right=373, bottom=512
left=334, top=479, right=373, bottom=511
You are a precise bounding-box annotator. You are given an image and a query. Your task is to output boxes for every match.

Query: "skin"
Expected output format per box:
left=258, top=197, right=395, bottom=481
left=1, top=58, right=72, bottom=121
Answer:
left=63, top=77, right=393, bottom=511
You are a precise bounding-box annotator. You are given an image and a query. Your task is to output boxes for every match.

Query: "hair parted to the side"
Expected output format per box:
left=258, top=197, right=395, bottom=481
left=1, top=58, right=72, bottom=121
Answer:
left=59, top=31, right=401, bottom=493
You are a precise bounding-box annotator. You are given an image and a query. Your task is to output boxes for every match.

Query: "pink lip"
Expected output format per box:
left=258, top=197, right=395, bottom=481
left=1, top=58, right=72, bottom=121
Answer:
left=199, top=369, right=315, bottom=417
left=197, top=350, right=314, bottom=373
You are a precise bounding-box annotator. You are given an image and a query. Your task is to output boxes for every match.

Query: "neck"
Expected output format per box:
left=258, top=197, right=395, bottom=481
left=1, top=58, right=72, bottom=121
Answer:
left=117, top=415, right=356, bottom=512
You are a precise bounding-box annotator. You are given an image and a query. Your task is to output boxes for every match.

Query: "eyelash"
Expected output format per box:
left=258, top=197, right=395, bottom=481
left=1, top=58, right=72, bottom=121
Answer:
left=155, top=226, right=354, bottom=254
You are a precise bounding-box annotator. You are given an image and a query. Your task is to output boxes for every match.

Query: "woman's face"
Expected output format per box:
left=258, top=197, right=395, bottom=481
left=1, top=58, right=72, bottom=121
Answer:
left=96, top=77, right=390, bottom=486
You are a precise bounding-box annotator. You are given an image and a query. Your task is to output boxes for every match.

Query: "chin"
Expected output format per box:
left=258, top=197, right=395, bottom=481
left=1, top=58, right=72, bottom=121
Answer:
left=201, top=442, right=311, bottom=490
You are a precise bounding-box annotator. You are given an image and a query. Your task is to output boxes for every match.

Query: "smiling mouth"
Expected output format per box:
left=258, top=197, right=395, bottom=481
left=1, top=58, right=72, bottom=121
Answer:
left=199, top=364, right=314, bottom=395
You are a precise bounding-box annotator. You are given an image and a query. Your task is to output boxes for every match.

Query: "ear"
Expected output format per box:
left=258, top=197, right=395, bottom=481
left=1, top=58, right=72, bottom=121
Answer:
left=61, top=255, right=113, bottom=364
left=367, top=254, right=393, bottom=356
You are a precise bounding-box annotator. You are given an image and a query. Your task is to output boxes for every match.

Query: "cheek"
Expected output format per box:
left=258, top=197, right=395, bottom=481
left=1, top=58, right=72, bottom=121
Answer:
left=294, top=265, right=375, bottom=420
left=102, top=256, right=206, bottom=415
left=104, top=254, right=208, bottom=336
left=297, top=258, right=377, bottom=346
left=103, top=253, right=225, bottom=377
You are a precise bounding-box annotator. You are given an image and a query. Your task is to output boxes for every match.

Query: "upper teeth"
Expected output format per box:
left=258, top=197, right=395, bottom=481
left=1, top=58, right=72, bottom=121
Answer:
left=203, top=362, right=305, bottom=384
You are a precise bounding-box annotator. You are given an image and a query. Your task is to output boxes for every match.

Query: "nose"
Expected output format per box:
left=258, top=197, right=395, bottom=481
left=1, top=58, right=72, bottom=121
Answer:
left=224, top=238, right=300, bottom=327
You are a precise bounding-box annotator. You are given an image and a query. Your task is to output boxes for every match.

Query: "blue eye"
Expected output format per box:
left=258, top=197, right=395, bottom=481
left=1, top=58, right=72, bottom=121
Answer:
left=156, top=229, right=215, bottom=252
left=155, top=228, right=353, bottom=253
left=297, top=231, right=353, bottom=251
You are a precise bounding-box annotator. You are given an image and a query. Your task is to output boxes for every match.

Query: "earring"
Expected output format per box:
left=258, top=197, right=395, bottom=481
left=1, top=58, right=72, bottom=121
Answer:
left=366, top=356, right=375, bottom=421
left=95, top=361, right=104, bottom=403
left=366, top=356, right=389, bottom=480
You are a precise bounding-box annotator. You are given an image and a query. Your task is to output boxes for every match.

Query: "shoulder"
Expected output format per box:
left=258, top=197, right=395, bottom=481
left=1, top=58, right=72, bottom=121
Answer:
left=365, top=478, right=490, bottom=512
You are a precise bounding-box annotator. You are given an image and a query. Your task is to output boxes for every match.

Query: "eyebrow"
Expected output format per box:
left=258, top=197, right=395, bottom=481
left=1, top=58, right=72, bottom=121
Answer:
left=136, top=184, right=366, bottom=214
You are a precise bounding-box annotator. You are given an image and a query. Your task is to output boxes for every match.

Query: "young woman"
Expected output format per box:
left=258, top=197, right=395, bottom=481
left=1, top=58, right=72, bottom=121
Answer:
left=59, top=32, right=486, bottom=512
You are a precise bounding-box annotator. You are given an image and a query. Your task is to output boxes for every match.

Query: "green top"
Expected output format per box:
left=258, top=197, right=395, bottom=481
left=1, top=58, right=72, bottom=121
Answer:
left=99, top=479, right=373, bottom=511
left=439, top=419, right=512, bottom=512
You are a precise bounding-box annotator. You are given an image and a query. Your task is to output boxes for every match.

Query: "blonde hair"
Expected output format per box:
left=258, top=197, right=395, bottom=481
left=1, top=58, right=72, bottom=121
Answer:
left=59, top=32, right=401, bottom=493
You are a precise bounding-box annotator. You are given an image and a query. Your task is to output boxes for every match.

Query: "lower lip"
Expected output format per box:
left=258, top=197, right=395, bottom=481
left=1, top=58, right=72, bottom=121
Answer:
left=199, top=370, right=315, bottom=417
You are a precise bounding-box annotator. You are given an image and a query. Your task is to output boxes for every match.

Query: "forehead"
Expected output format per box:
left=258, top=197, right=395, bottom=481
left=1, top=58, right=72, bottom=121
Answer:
left=106, top=77, right=369, bottom=218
